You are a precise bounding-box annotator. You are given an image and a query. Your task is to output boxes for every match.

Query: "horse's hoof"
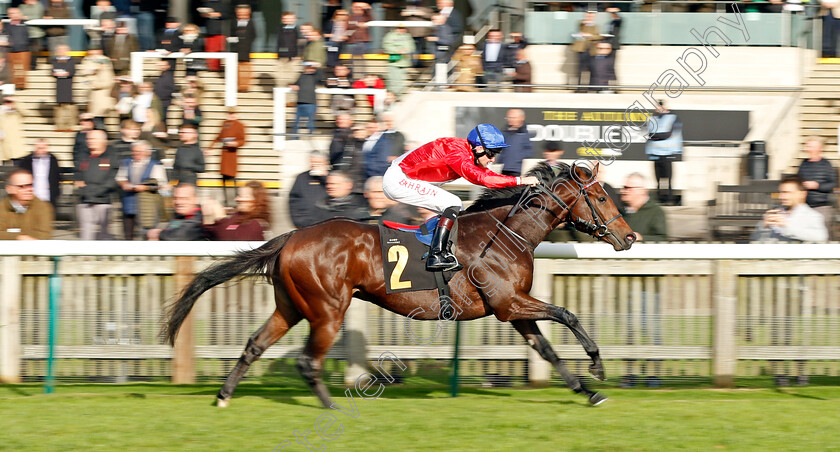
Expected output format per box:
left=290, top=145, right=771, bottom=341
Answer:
left=589, top=363, right=606, bottom=381
left=589, top=392, right=608, bottom=406
left=216, top=397, right=230, bottom=408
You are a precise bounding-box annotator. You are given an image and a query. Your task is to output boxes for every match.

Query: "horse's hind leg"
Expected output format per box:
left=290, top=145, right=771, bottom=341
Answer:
left=297, top=318, right=344, bottom=408
left=216, top=307, right=301, bottom=407
left=511, top=319, right=607, bottom=406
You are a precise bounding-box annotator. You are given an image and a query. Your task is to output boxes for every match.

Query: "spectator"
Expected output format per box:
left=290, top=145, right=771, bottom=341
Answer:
left=179, top=24, right=205, bottom=76
left=480, top=29, right=508, bottom=92
left=620, top=172, right=668, bottom=242
left=91, top=0, right=117, bottom=21
left=381, top=112, right=406, bottom=161
left=570, top=12, right=600, bottom=91
left=331, top=122, right=367, bottom=187
left=427, top=13, right=454, bottom=64
left=75, top=129, right=118, bottom=240
left=17, top=139, right=61, bottom=209
left=321, top=0, right=341, bottom=31
left=797, top=137, right=837, bottom=237
left=646, top=100, right=683, bottom=205
left=112, top=119, right=141, bottom=161
left=437, top=0, right=464, bottom=47
left=352, top=73, right=385, bottom=108
left=44, top=0, right=71, bottom=55
left=290, top=62, right=323, bottom=137
left=346, top=2, right=373, bottom=71
left=116, top=140, right=169, bottom=240
left=362, top=120, right=392, bottom=179
left=753, top=176, right=830, bottom=242
left=133, top=81, right=156, bottom=125
left=822, top=1, right=840, bottom=57
left=51, top=44, right=76, bottom=131
left=276, top=11, right=301, bottom=87
left=3, top=8, right=32, bottom=90
left=606, top=8, right=622, bottom=51
left=382, top=25, right=415, bottom=97
left=153, top=59, right=177, bottom=126
left=94, top=17, right=116, bottom=53
left=131, top=0, right=157, bottom=51
left=326, top=64, right=355, bottom=116
left=302, top=28, right=327, bottom=68
left=241, top=0, right=266, bottom=53
left=362, top=175, right=414, bottom=224
left=181, top=75, right=206, bottom=101
left=289, top=150, right=329, bottom=229
left=453, top=43, right=482, bottom=92
left=329, top=113, right=355, bottom=163
left=324, top=9, right=350, bottom=69
left=232, top=5, right=256, bottom=92
left=158, top=16, right=183, bottom=53
left=498, top=109, right=533, bottom=176
left=542, top=140, right=564, bottom=172
left=298, top=23, right=314, bottom=56
left=204, top=180, right=270, bottom=240
left=180, top=95, right=203, bottom=129
left=402, top=0, right=434, bottom=66
left=506, top=32, right=529, bottom=53
left=147, top=183, right=206, bottom=241
left=105, top=21, right=139, bottom=76
left=201, top=0, right=231, bottom=71
left=139, top=104, right=170, bottom=153
left=512, top=48, right=531, bottom=93
left=80, top=47, right=115, bottom=121
left=589, top=42, right=616, bottom=92
left=0, top=97, right=28, bottom=165
left=209, top=108, right=247, bottom=207
left=111, top=76, right=136, bottom=121
left=0, top=54, right=10, bottom=87
left=173, top=123, right=204, bottom=185
left=72, top=113, right=96, bottom=168
left=313, top=170, right=368, bottom=221
left=0, top=168, right=53, bottom=240
left=20, top=0, right=45, bottom=70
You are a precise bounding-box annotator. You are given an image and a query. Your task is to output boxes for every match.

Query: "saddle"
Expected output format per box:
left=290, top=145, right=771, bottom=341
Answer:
left=378, top=216, right=458, bottom=295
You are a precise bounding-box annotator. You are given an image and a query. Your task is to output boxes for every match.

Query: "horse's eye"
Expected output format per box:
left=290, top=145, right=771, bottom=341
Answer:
left=598, top=196, right=607, bottom=203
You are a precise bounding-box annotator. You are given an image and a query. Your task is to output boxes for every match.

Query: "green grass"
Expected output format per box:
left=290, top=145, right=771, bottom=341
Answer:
left=1, top=383, right=839, bottom=451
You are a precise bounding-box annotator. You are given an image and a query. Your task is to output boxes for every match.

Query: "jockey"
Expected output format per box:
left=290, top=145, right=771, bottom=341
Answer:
left=383, top=123, right=540, bottom=271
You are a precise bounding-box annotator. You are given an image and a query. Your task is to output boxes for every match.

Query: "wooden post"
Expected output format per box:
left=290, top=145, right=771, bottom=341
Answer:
left=0, top=257, right=22, bottom=383
left=528, top=259, right=553, bottom=386
left=713, top=260, right=738, bottom=387
left=172, top=256, right=196, bottom=384
left=344, top=298, right=368, bottom=385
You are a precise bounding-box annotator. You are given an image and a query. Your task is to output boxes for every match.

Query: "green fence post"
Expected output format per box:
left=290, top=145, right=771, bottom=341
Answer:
left=46, top=256, right=61, bottom=394
left=450, top=321, right=460, bottom=397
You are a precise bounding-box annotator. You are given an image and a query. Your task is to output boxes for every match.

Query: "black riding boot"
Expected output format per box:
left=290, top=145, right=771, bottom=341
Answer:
left=426, top=207, right=463, bottom=272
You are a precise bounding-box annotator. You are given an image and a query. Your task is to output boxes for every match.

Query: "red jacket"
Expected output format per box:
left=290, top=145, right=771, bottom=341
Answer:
left=398, top=137, right=520, bottom=188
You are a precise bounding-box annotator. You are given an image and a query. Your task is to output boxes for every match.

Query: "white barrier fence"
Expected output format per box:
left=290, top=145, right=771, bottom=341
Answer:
left=1, top=242, right=839, bottom=386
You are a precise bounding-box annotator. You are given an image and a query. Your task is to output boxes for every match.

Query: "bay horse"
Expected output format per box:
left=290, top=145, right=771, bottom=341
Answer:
left=163, top=162, right=636, bottom=407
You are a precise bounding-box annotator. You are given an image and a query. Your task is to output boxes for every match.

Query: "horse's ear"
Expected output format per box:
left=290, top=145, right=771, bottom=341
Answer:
left=571, top=161, right=596, bottom=185
left=593, top=162, right=600, bottom=178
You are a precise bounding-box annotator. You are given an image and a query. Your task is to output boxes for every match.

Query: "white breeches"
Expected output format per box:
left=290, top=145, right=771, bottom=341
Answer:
left=382, top=161, right=463, bottom=214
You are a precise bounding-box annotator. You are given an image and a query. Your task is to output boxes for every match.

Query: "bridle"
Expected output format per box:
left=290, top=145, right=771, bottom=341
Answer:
left=531, top=176, right=623, bottom=239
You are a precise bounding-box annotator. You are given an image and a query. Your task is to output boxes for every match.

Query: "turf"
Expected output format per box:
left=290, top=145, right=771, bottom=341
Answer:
left=1, top=383, right=839, bottom=451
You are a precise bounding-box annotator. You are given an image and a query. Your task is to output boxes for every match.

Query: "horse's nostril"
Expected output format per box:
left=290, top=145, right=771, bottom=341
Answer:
left=625, top=233, right=636, bottom=244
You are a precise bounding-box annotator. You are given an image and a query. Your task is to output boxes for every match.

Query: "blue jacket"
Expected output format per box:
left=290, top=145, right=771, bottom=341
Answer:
left=498, top=124, right=534, bottom=175
left=645, top=113, right=683, bottom=158
left=364, top=133, right=393, bottom=179
left=120, top=158, right=161, bottom=215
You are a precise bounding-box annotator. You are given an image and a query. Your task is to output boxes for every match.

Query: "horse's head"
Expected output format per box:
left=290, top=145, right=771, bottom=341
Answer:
left=549, top=162, right=635, bottom=251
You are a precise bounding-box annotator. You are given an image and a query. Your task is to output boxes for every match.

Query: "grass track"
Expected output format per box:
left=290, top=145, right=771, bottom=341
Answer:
left=1, top=384, right=839, bottom=451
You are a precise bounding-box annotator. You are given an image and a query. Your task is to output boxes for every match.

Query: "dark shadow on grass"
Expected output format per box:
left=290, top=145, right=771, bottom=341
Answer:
left=3, top=385, right=35, bottom=397
left=773, top=388, right=828, bottom=401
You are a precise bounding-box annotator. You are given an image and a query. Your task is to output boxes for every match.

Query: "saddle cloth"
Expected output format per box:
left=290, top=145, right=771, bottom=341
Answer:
left=378, top=216, right=457, bottom=294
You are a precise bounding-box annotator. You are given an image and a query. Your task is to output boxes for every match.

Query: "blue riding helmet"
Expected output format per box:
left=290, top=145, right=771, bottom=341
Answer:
left=467, top=124, right=510, bottom=155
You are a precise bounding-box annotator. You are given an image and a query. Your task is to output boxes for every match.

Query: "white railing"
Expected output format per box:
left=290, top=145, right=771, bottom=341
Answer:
left=1, top=242, right=839, bottom=387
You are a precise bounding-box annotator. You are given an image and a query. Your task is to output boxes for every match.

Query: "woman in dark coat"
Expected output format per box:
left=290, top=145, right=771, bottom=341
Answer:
left=52, top=44, right=76, bottom=131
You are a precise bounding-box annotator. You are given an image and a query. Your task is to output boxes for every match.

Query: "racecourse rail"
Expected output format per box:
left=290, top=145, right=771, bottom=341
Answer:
left=1, top=242, right=839, bottom=387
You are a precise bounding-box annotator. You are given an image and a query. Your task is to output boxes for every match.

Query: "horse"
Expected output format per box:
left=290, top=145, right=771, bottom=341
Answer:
left=163, top=162, right=636, bottom=407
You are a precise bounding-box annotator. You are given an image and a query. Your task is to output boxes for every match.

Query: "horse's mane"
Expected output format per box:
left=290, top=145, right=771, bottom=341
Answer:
left=465, top=162, right=581, bottom=213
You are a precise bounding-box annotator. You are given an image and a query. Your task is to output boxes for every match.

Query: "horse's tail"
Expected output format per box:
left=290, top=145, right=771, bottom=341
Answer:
left=162, top=231, right=294, bottom=346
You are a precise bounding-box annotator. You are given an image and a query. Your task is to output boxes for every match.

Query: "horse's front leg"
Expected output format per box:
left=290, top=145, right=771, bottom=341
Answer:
left=511, top=319, right=607, bottom=406
left=496, top=293, right=605, bottom=381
